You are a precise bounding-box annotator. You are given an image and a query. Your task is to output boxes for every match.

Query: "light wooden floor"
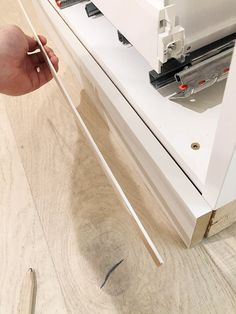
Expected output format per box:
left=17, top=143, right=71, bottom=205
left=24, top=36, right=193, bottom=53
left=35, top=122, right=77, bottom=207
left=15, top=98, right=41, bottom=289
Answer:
left=0, top=1, right=236, bottom=313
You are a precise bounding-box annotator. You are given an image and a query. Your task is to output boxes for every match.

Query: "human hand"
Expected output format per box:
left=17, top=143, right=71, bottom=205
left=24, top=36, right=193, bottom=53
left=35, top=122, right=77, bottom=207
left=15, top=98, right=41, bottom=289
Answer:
left=0, top=25, right=59, bottom=96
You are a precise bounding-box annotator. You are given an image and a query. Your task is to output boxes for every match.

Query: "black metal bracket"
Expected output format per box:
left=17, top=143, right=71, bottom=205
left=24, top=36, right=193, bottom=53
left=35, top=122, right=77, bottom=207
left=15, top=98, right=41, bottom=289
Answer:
left=117, top=31, right=130, bottom=45
left=85, top=2, right=102, bottom=17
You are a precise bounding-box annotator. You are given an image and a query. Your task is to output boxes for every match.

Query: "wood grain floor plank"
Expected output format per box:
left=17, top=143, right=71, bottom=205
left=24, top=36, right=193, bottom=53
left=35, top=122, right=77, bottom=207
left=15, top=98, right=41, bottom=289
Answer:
left=5, top=81, right=236, bottom=313
left=0, top=102, right=68, bottom=314
left=203, top=224, right=236, bottom=293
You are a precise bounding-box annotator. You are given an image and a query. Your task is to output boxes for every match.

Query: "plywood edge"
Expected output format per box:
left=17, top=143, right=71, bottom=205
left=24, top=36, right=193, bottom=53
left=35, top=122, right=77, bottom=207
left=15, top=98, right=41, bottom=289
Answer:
left=205, top=199, right=236, bottom=237
left=190, top=211, right=213, bottom=247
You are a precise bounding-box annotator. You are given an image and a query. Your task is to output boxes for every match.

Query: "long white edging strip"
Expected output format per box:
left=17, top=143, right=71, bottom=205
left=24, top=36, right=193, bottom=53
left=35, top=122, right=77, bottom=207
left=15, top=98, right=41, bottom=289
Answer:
left=17, top=0, right=164, bottom=266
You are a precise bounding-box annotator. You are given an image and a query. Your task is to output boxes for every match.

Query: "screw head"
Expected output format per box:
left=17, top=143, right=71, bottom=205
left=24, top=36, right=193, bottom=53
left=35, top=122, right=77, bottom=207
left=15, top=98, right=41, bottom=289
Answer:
left=191, top=143, right=200, bottom=150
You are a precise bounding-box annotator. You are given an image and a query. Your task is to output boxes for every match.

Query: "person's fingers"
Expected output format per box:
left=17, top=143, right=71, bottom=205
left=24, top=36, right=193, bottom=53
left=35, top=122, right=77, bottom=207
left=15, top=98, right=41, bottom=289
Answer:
left=50, top=55, right=59, bottom=72
left=44, top=46, right=59, bottom=71
left=29, top=45, right=59, bottom=88
left=38, top=35, right=47, bottom=46
left=30, top=46, right=59, bottom=72
left=26, top=34, right=47, bottom=52
left=29, top=51, right=45, bottom=65
left=36, top=62, right=53, bottom=87
left=31, top=47, right=53, bottom=64
left=44, top=46, right=54, bottom=56
left=46, top=51, right=59, bottom=72
left=26, top=35, right=38, bottom=52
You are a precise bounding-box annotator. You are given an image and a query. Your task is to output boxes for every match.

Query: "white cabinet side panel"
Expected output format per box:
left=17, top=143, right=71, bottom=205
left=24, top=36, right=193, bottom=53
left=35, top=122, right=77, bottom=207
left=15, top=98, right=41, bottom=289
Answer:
left=217, top=146, right=236, bottom=208
left=203, top=48, right=236, bottom=208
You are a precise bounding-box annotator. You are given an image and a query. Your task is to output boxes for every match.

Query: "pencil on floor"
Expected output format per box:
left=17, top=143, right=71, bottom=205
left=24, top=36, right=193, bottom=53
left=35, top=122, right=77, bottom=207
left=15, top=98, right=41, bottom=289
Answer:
left=18, top=268, right=36, bottom=314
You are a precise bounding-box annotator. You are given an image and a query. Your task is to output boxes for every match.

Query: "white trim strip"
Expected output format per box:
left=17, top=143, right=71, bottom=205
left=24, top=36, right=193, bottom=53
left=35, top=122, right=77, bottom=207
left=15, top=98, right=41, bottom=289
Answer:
left=17, top=0, right=164, bottom=266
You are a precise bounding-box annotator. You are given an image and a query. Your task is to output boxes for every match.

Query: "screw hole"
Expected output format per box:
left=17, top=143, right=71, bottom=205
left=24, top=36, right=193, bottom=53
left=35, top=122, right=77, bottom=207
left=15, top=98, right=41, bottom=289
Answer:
left=191, top=142, right=200, bottom=150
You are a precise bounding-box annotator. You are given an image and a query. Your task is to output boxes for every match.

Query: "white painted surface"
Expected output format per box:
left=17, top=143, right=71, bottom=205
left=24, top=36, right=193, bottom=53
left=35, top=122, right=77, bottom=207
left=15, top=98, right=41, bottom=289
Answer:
left=217, top=146, right=236, bottom=208
left=46, top=0, right=227, bottom=191
left=91, top=0, right=165, bottom=72
left=203, top=49, right=236, bottom=208
left=81, top=0, right=236, bottom=70
left=34, top=0, right=212, bottom=245
left=175, top=0, right=236, bottom=50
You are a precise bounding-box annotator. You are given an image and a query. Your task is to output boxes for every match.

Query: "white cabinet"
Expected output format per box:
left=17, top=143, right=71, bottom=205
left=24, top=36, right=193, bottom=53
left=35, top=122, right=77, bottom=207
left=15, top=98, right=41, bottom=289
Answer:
left=19, top=0, right=236, bottom=250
